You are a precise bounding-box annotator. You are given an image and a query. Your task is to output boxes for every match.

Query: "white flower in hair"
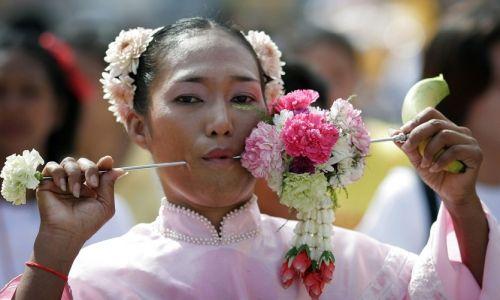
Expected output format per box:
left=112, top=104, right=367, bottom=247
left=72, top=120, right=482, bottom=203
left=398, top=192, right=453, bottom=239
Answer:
left=100, top=72, right=136, bottom=123
left=101, top=27, right=162, bottom=125
left=104, top=27, right=160, bottom=76
left=244, top=30, right=285, bottom=102
left=265, top=80, right=285, bottom=104
left=245, top=31, right=285, bottom=79
left=1, top=149, right=44, bottom=205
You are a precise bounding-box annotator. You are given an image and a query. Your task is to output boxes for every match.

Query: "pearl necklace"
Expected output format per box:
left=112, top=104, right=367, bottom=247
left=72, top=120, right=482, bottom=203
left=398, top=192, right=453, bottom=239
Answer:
left=157, top=197, right=259, bottom=246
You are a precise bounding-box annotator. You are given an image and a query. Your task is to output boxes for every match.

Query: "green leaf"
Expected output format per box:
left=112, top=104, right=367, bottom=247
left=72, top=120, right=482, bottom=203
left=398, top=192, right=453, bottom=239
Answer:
left=285, top=247, right=298, bottom=259
left=297, top=244, right=311, bottom=257
left=233, top=103, right=273, bottom=124
left=35, top=171, right=44, bottom=181
left=327, top=186, right=339, bottom=209
left=318, top=251, right=335, bottom=265
left=346, top=94, right=357, bottom=103
left=311, top=260, right=319, bottom=270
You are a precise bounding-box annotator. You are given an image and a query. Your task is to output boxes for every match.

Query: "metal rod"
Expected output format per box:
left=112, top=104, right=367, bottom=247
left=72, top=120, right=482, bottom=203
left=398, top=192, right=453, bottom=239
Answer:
left=370, top=133, right=408, bottom=144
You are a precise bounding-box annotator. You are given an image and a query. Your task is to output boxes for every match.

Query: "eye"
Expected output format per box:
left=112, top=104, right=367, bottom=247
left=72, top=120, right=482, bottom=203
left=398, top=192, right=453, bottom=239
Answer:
left=174, top=95, right=203, bottom=104
left=231, top=95, right=255, bottom=104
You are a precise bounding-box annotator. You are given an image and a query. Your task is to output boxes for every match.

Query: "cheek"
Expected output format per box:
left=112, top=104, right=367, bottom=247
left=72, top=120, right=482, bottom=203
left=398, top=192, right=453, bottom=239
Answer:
left=148, top=114, right=194, bottom=159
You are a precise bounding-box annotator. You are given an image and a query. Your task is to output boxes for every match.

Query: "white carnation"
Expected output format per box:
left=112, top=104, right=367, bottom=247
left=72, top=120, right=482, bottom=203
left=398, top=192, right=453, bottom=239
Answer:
left=317, top=134, right=353, bottom=172
left=1, top=149, right=44, bottom=205
left=330, top=134, right=353, bottom=164
left=267, top=170, right=283, bottom=194
left=272, top=109, right=293, bottom=133
left=328, top=157, right=365, bottom=188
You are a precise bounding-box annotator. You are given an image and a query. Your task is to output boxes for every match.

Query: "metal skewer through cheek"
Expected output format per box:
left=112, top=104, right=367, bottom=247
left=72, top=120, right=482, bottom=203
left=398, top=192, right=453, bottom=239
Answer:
left=41, top=134, right=406, bottom=180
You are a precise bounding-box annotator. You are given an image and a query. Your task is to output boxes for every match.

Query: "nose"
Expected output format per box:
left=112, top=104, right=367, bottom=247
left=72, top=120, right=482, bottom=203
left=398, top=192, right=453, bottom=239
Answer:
left=205, top=99, right=234, bottom=137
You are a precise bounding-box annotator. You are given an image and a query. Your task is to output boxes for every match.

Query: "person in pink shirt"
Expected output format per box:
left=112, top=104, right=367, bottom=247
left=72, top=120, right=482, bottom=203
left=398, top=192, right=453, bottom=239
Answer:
left=1, top=17, right=499, bottom=299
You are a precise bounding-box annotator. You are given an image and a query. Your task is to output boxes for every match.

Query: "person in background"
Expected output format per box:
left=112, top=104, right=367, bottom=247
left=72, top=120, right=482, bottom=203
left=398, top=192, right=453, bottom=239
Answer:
left=294, top=29, right=410, bottom=228
left=358, top=2, right=500, bottom=253
left=67, top=28, right=131, bottom=165
left=66, top=27, right=161, bottom=223
left=0, top=27, right=134, bottom=285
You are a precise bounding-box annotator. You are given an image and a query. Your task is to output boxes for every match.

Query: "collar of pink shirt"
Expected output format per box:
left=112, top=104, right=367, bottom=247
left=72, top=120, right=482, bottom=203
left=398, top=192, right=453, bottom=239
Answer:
left=157, top=195, right=261, bottom=246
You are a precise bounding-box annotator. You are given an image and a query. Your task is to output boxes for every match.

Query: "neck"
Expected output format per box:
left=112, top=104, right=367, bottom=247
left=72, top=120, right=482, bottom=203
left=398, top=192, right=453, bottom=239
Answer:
left=477, top=147, right=500, bottom=186
left=167, top=194, right=252, bottom=231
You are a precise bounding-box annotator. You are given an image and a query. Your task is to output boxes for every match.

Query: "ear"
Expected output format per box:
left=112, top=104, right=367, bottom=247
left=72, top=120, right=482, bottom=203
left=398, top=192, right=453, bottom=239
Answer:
left=126, top=111, right=150, bottom=150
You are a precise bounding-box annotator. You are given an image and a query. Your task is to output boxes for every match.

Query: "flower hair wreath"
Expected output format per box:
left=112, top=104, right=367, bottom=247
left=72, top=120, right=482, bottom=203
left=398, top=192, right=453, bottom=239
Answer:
left=100, top=28, right=285, bottom=125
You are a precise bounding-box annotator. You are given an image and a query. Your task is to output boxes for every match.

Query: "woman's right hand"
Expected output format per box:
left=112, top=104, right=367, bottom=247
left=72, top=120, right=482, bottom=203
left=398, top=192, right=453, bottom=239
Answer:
left=36, top=156, right=125, bottom=253
left=14, top=156, right=124, bottom=300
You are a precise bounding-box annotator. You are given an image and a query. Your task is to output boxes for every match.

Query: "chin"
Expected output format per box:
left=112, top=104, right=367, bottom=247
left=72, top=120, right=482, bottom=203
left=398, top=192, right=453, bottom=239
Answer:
left=194, top=171, right=255, bottom=205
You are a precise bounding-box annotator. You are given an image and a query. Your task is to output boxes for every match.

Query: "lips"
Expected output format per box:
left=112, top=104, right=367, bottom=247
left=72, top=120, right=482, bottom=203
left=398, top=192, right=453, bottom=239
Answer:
left=203, top=148, right=237, bottom=160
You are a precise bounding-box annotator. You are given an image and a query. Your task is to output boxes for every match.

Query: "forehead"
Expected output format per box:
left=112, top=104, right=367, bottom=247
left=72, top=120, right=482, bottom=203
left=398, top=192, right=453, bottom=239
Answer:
left=160, top=30, right=260, bottom=81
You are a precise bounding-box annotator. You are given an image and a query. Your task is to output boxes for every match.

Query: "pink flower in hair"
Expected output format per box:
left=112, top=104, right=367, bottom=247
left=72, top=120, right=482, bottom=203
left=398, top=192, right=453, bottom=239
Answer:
left=241, top=122, right=284, bottom=179
left=281, top=112, right=339, bottom=164
left=273, top=90, right=319, bottom=114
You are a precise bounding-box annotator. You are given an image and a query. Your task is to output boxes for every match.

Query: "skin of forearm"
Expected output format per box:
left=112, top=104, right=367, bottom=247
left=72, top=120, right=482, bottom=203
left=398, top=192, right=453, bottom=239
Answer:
left=14, top=229, right=84, bottom=300
left=445, top=194, right=489, bottom=286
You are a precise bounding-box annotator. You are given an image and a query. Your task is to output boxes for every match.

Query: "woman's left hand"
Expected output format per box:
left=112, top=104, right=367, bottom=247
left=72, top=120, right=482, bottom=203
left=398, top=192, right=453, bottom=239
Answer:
left=397, top=107, right=483, bottom=209
left=398, top=107, right=488, bottom=286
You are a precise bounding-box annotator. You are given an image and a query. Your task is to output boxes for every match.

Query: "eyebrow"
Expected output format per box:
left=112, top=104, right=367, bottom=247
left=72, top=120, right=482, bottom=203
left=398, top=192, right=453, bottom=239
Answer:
left=174, top=75, right=259, bottom=83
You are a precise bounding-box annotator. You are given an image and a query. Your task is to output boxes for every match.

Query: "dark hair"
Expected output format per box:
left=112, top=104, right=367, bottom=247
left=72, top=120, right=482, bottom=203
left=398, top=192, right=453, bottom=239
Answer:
left=424, top=3, right=500, bottom=125
left=282, top=61, right=329, bottom=109
left=132, top=17, right=268, bottom=115
left=0, top=29, right=81, bottom=162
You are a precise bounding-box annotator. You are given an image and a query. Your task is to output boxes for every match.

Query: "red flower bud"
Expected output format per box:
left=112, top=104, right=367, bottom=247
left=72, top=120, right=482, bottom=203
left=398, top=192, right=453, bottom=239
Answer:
left=303, top=270, right=325, bottom=299
left=319, top=261, right=335, bottom=282
left=279, top=261, right=297, bottom=288
left=291, top=251, right=312, bottom=274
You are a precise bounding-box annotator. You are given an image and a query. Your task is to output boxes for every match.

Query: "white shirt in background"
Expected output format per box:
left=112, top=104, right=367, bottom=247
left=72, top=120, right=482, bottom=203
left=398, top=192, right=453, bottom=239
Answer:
left=0, top=195, right=135, bottom=285
left=357, top=167, right=500, bottom=253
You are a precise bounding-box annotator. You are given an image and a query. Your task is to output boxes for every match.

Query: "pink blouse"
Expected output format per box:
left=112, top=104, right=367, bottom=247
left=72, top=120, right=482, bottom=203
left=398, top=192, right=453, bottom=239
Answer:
left=2, top=195, right=499, bottom=299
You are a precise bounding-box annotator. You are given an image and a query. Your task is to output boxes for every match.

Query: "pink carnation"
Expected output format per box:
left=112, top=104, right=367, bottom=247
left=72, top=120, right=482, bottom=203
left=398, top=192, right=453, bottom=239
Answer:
left=241, top=122, right=284, bottom=178
left=281, top=112, right=339, bottom=164
left=273, top=90, right=319, bottom=114
left=351, top=117, right=370, bottom=156
left=330, top=99, right=370, bottom=155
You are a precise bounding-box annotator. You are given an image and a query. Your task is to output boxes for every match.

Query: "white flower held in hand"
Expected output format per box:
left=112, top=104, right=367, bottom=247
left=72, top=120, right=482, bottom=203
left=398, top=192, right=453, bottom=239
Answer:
left=0, top=149, right=44, bottom=205
left=0, top=149, right=192, bottom=206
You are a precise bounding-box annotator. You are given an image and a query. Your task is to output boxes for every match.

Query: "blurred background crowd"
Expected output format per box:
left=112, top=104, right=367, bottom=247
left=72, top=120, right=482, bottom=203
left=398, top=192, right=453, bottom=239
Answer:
left=1, top=0, right=499, bottom=285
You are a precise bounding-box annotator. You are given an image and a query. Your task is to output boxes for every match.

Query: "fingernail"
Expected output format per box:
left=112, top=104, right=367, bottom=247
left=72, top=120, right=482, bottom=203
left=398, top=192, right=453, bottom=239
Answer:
left=401, top=121, right=412, bottom=130
left=59, top=179, right=67, bottom=192
left=73, top=183, right=80, bottom=198
left=91, top=175, right=99, bottom=187
left=387, top=128, right=398, bottom=136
